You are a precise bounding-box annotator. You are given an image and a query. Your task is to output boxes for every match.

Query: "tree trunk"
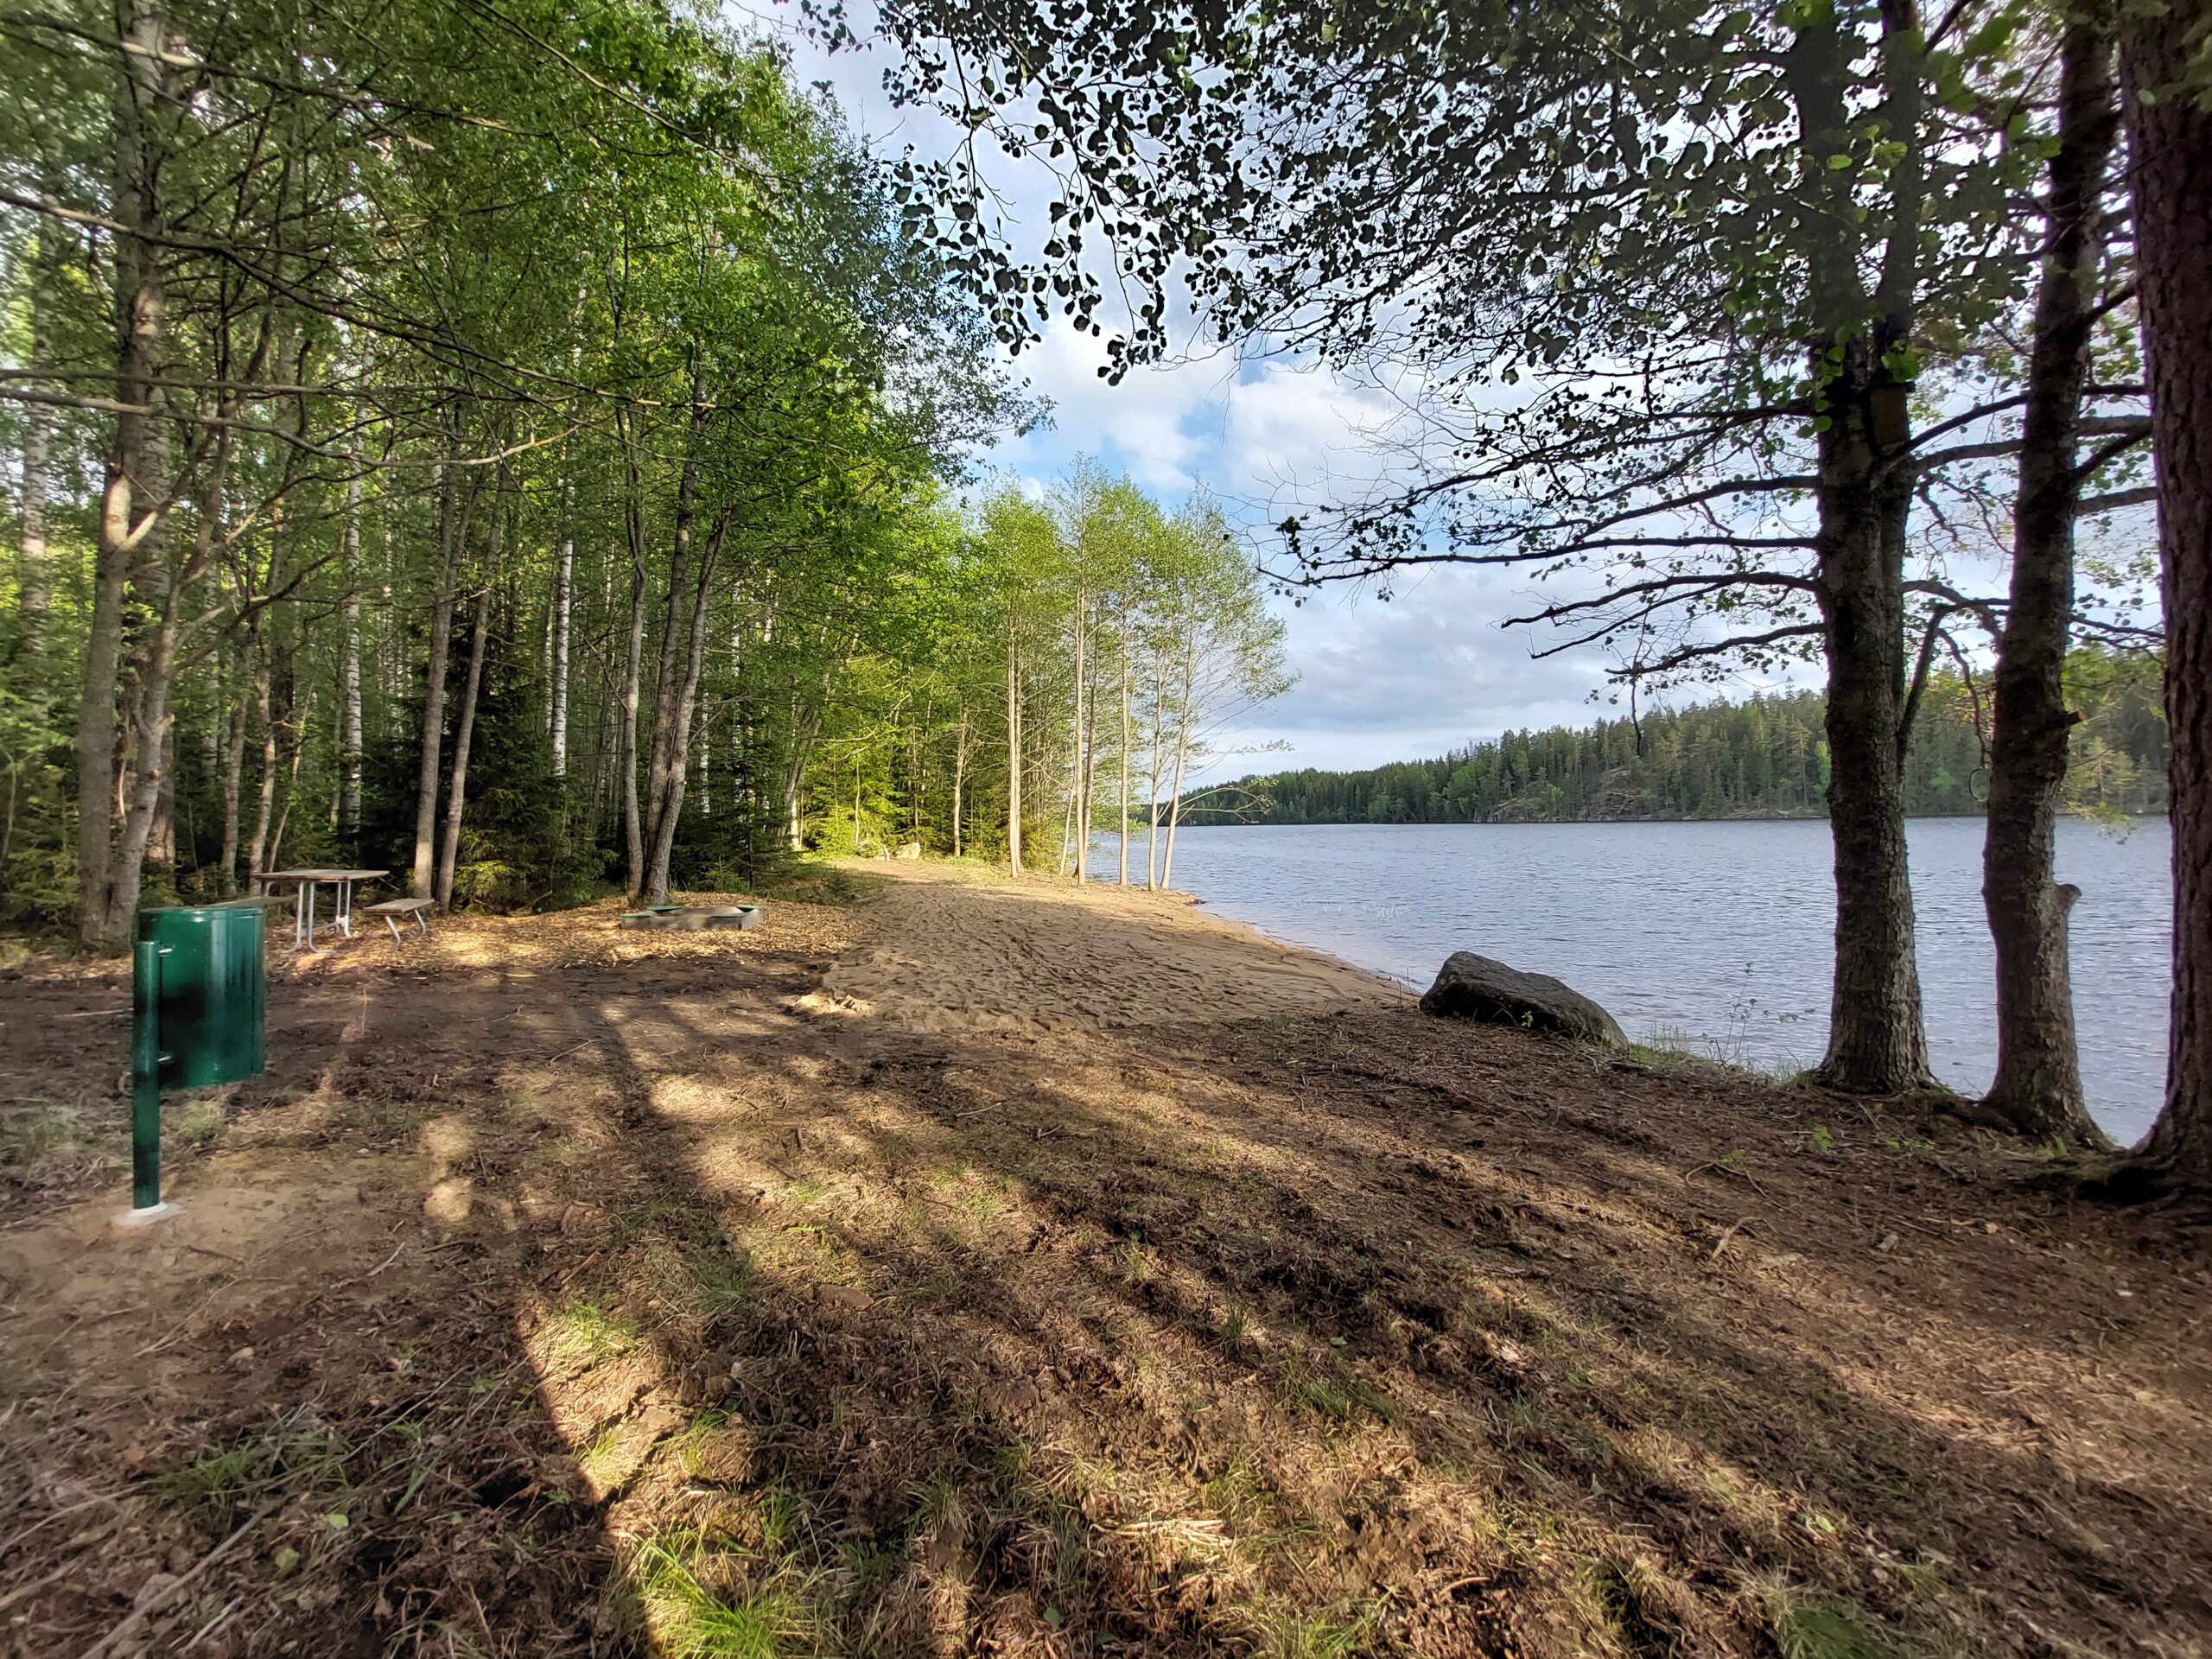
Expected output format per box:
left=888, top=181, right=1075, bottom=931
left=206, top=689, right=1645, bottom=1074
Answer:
left=1160, top=639, right=1196, bottom=890
left=435, top=582, right=493, bottom=910
left=1118, top=606, right=1132, bottom=884
left=1006, top=636, right=1023, bottom=875
left=16, top=175, right=55, bottom=650
left=1785, top=1, right=1935, bottom=1094
left=76, top=0, right=172, bottom=947
left=952, top=709, right=968, bottom=859
left=2122, top=4, right=2212, bottom=1179
left=146, top=723, right=175, bottom=894
left=245, top=638, right=276, bottom=887
left=1066, top=595, right=1085, bottom=879
left=1980, top=9, right=2116, bottom=1144
left=643, top=512, right=728, bottom=902
left=106, top=406, right=243, bottom=935
left=218, top=644, right=248, bottom=896
left=619, top=422, right=650, bottom=898
left=1810, top=379, right=1934, bottom=1095
left=642, top=375, right=709, bottom=885
left=340, top=471, right=364, bottom=839
left=551, top=472, right=574, bottom=778
left=411, top=462, right=463, bottom=898
left=1147, top=647, right=1168, bottom=887
left=1080, top=600, right=1102, bottom=882
left=266, top=703, right=305, bottom=876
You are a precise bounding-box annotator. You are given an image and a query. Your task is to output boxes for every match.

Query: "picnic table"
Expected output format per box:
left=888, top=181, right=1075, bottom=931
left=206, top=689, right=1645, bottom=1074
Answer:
left=254, top=868, right=388, bottom=950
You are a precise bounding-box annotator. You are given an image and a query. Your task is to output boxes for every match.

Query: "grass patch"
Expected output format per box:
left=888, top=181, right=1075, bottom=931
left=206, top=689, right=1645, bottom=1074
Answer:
left=1243, top=1599, right=1378, bottom=1659
left=1759, top=1575, right=1892, bottom=1659
left=535, top=1300, right=638, bottom=1372
left=577, top=1425, right=639, bottom=1493
left=171, top=1096, right=225, bottom=1146
left=691, top=1249, right=760, bottom=1319
left=1277, top=1341, right=1394, bottom=1424
left=636, top=1532, right=820, bottom=1659
left=0, top=1098, right=85, bottom=1170
left=153, top=1443, right=268, bottom=1524
left=899, top=1268, right=963, bottom=1308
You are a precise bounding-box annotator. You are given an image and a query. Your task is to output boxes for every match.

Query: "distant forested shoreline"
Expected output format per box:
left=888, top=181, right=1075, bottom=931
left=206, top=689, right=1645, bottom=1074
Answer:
left=1186, top=651, right=2167, bottom=827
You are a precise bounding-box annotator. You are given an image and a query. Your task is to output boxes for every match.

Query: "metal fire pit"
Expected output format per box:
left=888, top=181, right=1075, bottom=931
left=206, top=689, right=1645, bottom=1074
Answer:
left=617, top=905, right=764, bottom=931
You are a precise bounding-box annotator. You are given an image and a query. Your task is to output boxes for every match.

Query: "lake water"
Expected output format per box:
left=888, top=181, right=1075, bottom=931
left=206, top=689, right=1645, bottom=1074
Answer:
left=1099, top=818, right=2171, bottom=1145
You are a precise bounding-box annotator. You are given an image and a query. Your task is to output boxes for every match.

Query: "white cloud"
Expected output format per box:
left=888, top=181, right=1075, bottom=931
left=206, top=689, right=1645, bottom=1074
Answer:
left=754, top=2, right=1691, bottom=770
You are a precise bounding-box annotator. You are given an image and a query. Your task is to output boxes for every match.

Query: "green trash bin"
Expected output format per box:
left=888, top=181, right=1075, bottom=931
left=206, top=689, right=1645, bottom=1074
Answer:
left=137, top=905, right=267, bottom=1090
left=128, top=904, right=267, bottom=1215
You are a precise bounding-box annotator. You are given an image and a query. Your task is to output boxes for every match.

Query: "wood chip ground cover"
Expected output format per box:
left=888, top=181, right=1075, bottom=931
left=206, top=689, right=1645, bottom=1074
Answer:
left=1, top=874, right=2206, bottom=1657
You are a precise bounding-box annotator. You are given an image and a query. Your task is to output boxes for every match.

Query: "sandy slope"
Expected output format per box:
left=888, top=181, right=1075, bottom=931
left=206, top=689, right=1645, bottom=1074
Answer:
left=821, top=862, right=1410, bottom=1031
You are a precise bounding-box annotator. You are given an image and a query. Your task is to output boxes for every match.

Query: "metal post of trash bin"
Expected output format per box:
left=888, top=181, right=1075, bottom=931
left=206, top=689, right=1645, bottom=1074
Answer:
left=120, top=903, right=268, bottom=1226
left=129, top=938, right=172, bottom=1217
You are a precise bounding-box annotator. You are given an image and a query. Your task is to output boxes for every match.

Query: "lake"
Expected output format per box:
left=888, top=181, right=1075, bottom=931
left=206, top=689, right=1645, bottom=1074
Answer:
left=1098, top=817, right=2171, bottom=1144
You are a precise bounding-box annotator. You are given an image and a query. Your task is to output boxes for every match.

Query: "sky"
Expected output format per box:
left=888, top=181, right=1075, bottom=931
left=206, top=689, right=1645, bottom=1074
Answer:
left=753, top=4, right=1802, bottom=777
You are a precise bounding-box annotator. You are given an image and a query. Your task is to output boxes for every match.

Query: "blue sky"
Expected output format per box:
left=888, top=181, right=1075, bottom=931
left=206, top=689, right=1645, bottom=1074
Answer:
left=759, top=5, right=1787, bottom=775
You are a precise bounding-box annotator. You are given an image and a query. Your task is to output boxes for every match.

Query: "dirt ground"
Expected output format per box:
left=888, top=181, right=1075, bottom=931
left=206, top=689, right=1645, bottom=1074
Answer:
left=2, top=865, right=2208, bottom=1659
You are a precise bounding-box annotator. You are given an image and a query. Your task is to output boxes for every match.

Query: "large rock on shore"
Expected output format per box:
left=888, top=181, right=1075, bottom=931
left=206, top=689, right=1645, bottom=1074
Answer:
left=1419, top=952, right=1627, bottom=1048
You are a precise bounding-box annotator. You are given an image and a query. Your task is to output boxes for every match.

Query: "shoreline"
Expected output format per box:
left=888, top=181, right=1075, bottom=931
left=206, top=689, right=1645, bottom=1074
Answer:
left=1154, top=810, right=2171, bottom=828
left=1107, top=821, right=2166, bottom=1143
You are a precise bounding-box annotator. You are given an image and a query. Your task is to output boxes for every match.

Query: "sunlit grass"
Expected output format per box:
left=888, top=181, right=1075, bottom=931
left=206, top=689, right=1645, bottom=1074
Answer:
left=0, top=1098, right=84, bottom=1169
left=533, top=1299, right=637, bottom=1372
left=1758, top=1574, right=1893, bottom=1659
left=635, top=1533, right=820, bottom=1659
left=1240, top=1599, right=1379, bottom=1659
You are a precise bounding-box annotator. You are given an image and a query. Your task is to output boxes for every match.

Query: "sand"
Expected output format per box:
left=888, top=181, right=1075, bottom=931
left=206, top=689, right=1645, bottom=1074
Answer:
left=820, top=862, right=1410, bottom=1032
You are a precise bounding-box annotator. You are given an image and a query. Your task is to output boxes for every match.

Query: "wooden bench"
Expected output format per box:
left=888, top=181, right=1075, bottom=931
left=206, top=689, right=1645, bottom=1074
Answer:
left=363, top=896, right=435, bottom=944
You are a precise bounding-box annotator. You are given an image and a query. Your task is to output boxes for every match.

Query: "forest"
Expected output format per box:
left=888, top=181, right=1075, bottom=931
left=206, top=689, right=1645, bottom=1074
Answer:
left=0, top=1, right=1283, bottom=938
left=1210, top=652, right=2169, bottom=827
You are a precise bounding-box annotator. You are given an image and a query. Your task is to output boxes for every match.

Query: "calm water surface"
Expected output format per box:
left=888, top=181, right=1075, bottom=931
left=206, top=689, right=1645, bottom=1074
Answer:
left=1103, top=818, right=2171, bottom=1144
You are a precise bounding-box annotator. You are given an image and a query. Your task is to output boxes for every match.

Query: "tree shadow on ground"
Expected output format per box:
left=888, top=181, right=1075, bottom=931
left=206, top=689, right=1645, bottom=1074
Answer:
left=4, top=900, right=2209, bottom=1658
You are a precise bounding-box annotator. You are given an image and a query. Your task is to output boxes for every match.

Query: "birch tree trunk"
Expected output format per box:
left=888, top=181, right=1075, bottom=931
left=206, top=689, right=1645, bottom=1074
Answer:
left=76, top=0, right=173, bottom=946
left=106, top=397, right=244, bottom=934
left=1080, top=601, right=1102, bottom=882
left=435, top=581, right=493, bottom=910
left=340, top=471, right=364, bottom=838
left=952, top=709, right=968, bottom=859
left=551, top=484, right=573, bottom=778
left=1117, top=606, right=1131, bottom=884
left=410, top=461, right=463, bottom=898
left=643, top=512, right=728, bottom=902
left=1147, top=647, right=1168, bottom=888
left=245, top=636, right=276, bottom=887
left=16, top=173, right=56, bottom=649
left=1160, top=639, right=1196, bottom=891
left=147, top=724, right=175, bottom=892
left=619, top=448, right=649, bottom=897
left=1065, top=594, right=1085, bottom=879
left=643, top=373, right=709, bottom=883
left=218, top=646, right=248, bottom=895
left=1006, top=636, right=1022, bottom=875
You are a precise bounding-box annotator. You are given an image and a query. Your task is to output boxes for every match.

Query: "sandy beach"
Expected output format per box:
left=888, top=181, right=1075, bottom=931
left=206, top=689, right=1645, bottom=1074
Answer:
left=2, top=864, right=2207, bottom=1657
